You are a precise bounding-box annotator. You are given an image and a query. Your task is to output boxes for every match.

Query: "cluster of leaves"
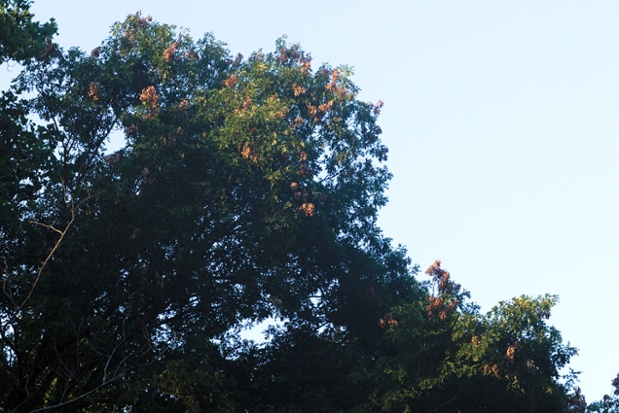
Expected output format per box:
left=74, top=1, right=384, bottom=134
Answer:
left=0, top=0, right=57, bottom=65
left=0, top=3, right=611, bottom=412
left=583, top=375, right=619, bottom=413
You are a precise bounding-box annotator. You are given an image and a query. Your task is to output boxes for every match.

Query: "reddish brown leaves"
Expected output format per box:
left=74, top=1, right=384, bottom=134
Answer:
left=140, top=86, right=159, bottom=108
left=140, top=85, right=160, bottom=117
left=379, top=312, right=398, bottom=328
left=483, top=363, right=501, bottom=378
left=224, top=74, right=238, bottom=88
left=318, top=100, right=333, bottom=114
left=326, top=68, right=340, bottom=92
left=135, top=12, right=152, bottom=28
left=506, top=342, right=518, bottom=362
left=163, top=41, right=179, bottom=63
left=299, top=202, right=315, bottom=217
left=425, top=260, right=461, bottom=320
left=292, top=83, right=306, bottom=97
left=426, top=260, right=460, bottom=295
left=300, top=60, right=311, bottom=74
left=88, top=82, right=102, bottom=101
left=240, top=144, right=259, bottom=163
left=307, top=105, right=318, bottom=117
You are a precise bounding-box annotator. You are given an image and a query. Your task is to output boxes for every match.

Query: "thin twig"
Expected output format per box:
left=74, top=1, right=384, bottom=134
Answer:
left=1, top=255, right=18, bottom=308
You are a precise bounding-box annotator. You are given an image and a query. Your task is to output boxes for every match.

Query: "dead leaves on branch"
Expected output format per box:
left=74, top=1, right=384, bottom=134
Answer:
left=163, top=41, right=180, bottom=63
left=292, top=83, right=306, bottom=97
left=88, top=82, right=102, bottom=101
left=290, top=182, right=316, bottom=217
left=298, top=202, right=315, bottom=217
left=140, top=85, right=160, bottom=108
left=425, top=260, right=461, bottom=321
left=379, top=312, right=398, bottom=329
left=140, top=85, right=161, bottom=118
left=224, top=73, right=238, bottom=88
left=239, top=144, right=260, bottom=163
left=426, top=260, right=461, bottom=296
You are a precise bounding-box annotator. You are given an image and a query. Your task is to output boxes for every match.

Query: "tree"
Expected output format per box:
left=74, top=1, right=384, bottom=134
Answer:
left=586, top=374, right=619, bottom=413
left=329, top=261, right=578, bottom=413
left=1, top=0, right=58, bottom=226
left=1, top=8, right=583, bottom=413
left=0, top=0, right=57, bottom=65
left=1, top=11, right=413, bottom=412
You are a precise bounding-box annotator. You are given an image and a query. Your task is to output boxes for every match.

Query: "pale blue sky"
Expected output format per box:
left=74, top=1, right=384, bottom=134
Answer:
left=5, top=0, right=619, bottom=401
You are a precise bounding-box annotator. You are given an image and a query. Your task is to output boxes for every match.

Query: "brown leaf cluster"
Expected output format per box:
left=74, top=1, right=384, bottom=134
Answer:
left=140, top=86, right=161, bottom=118
left=292, top=83, right=306, bottom=97
left=296, top=54, right=312, bottom=74
left=426, top=295, right=458, bottom=320
left=299, top=202, right=315, bottom=217
left=233, top=95, right=252, bottom=115
left=240, top=144, right=259, bottom=163
left=163, top=41, right=179, bottom=63
left=88, top=82, right=102, bottom=101
left=301, top=60, right=311, bottom=74
left=277, top=44, right=302, bottom=64
left=483, top=363, right=501, bottom=378
left=307, top=105, right=318, bottom=117
left=175, top=98, right=189, bottom=110
left=471, top=335, right=482, bottom=348
left=326, top=69, right=340, bottom=91
left=299, top=162, right=313, bottom=177
left=425, top=260, right=461, bottom=320
left=425, top=260, right=461, bottom=295
left=293, top=188, right=309, bottom=203
left=135, top=12, right=152, bottom=28
left=379, top=312, right=398, bottom=328
left=224, top=74, right=238, bottom=88
left=140, top=86, right=159, bottom=108
left=318, top=100, right=333, bottom=114
left=276, top=107, right=289, bottom=119
left=506, top=342, right=517, bottom=362
left=104, top=152, right=121, bottom=168
left=291, top=117, right=304, bottom=128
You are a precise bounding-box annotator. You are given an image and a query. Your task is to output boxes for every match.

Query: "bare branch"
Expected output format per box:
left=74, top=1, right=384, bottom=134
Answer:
left=20, top=190, right=93, bottom=308
left=27, top=378, right=118, bottom=413
left=27, top=221, right=64, bottom=235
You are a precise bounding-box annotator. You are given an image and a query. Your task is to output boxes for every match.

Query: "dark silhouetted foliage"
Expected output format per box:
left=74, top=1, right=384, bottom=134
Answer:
left=0, top=5, right=591, bottom=412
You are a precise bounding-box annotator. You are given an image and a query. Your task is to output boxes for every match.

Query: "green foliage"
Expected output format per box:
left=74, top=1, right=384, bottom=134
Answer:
left=0, top=0, right=57, bottom=64
left=1, top=7, right=586, bottom=412
left=1, top=10, right=409, bottom=412
left=586, top=374, right=619, bottom=413
left=340, top=262, right=578, bottom=413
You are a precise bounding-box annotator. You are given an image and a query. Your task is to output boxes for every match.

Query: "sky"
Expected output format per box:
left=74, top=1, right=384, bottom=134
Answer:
left=3, top=0, right=618, bottom=402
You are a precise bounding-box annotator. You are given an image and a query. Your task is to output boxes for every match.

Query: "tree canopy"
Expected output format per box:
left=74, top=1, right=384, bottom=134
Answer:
left=0, top=3, right=612, bottom=412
